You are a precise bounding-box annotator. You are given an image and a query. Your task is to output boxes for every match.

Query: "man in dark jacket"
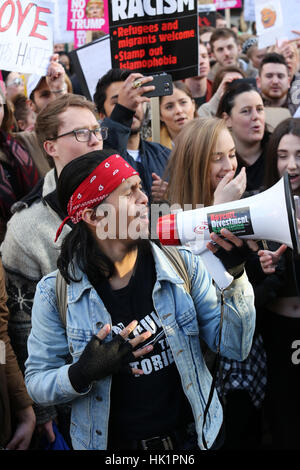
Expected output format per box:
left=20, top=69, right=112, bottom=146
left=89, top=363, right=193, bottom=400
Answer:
left=94, top=69, right=170, bottom=202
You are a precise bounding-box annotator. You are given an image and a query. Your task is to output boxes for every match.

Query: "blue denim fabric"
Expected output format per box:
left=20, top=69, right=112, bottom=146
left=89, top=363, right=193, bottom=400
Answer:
left=25, top=243, right=255, bottom=450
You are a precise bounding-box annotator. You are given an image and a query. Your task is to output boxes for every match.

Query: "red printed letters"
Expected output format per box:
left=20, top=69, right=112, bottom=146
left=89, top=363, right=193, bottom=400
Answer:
left=0, top=0, right=50, bottom=39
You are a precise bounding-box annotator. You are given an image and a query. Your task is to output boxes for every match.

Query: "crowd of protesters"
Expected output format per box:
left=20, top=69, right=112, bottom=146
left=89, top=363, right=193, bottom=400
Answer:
left=1, top=18, right=300, bottom=451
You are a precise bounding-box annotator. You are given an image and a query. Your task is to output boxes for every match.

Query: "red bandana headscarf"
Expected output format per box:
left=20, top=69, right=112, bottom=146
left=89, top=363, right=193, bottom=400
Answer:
left=55, top=153, right=138, bottom=242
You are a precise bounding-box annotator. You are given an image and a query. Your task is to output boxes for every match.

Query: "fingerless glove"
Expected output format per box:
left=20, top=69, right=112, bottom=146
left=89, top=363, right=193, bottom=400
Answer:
left=68, top=334, right=135, bottom=392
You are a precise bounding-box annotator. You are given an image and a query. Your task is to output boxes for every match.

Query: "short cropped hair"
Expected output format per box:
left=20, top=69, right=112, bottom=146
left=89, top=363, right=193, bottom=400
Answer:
left=258, top=52, right=289, bottom=75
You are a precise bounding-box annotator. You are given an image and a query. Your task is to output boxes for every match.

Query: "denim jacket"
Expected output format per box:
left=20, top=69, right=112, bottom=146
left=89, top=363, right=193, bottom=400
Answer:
left=25, top=243, right=255, bottom=450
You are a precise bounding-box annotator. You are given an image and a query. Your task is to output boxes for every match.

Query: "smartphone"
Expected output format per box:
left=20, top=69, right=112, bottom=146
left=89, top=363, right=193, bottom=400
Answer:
left=142, top=73, right=173, bottom=98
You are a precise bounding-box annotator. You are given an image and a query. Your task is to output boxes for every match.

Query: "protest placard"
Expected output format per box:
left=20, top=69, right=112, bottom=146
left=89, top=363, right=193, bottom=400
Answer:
left=69, top=34, right=111, bottom=100
left=243, top=0, right=255, bottom=22
left=108, top=0, right=199, bottom=81
left=53, top=0, right=73, bottom=44
left=255, top=0, right=300, bottom=48
left=0, top=0, right=54, bottom=75
left=67, top=0, right=109, bottom=33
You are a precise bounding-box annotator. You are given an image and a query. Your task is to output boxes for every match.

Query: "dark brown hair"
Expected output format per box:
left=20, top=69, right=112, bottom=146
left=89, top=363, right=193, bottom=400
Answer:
left=211, top=65, right=246, bottom=96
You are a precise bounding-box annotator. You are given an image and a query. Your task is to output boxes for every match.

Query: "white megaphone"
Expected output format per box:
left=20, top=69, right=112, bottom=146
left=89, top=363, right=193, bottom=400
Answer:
left=157, top=173, right=300, bottom=289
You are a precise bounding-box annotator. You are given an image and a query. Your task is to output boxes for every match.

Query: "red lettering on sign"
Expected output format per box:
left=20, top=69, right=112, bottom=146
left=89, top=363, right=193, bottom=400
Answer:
left=0, top=0, right=15, bottom=33
left=29, top=6, right=50, bottom=40
left=16, top=0, right=35, bottom=35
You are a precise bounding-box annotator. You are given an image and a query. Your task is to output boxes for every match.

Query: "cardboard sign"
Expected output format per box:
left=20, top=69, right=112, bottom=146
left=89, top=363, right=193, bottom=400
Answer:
left=67, top=0, right=109, bottom=33
left=0, top=0, right=53, bottom=75
left=69, top=34, right=111, bottom=100
left=214, top=0, right=241, bottom=9
left=53, top=0, right=74, bottom=44
left=255, top=0, right=300, bottom=48
left=108, top=0, right=199, bottom=81
left=243, top=0, right=255, bottom=22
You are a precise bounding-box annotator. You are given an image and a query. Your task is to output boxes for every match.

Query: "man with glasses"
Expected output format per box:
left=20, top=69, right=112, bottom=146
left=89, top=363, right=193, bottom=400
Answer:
left=0, top=94, right=111, bottom=448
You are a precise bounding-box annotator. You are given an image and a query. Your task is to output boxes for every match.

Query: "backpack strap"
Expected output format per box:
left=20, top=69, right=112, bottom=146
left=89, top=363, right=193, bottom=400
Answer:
left=55, top=270, right=68, bottom=328
left=160, top=246, right=191, bottom=294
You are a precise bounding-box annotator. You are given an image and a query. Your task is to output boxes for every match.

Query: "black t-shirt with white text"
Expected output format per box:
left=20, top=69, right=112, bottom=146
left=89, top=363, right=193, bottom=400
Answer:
left=92, top=242, right=193, bottom=442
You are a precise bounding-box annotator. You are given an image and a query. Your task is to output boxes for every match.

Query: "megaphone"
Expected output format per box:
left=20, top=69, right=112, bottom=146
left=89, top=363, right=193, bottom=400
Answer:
left=157, top=173, right=300, bottom=287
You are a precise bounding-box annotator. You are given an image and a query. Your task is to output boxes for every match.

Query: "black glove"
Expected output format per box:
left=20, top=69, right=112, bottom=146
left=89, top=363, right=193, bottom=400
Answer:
left=68, top=334, right=135, bottom=392
left=213, top=239, right=254, bottom=278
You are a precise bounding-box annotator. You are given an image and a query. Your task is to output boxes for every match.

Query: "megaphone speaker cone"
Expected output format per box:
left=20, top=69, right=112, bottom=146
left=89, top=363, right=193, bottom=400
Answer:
left=156, top=173, right=300, bottom=255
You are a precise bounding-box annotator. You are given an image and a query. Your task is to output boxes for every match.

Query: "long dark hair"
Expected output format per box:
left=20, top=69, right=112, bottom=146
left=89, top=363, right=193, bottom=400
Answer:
left=264, top=118, right=300, bottom=189
left=56, top=149, right=118, bottom=284
left=216, top=80, right=259, bottom=118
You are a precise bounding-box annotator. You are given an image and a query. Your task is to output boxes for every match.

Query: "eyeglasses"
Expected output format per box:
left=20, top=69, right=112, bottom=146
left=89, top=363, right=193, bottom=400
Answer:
left=6, top=77, right=23, bottom=87
left=49, top=126, right=108, bottom=142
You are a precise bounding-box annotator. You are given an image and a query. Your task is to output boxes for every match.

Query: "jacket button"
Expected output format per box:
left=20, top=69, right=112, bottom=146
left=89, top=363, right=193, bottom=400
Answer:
left=96, top=396, right=103, bottom=401
left=96, top=430, right=102, bottom=435
left=96, top=321, right=103, bottom=329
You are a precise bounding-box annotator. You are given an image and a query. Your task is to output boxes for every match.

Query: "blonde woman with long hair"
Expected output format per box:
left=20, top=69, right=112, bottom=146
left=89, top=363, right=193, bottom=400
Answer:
left=165, top=117, right=246, bottom=208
